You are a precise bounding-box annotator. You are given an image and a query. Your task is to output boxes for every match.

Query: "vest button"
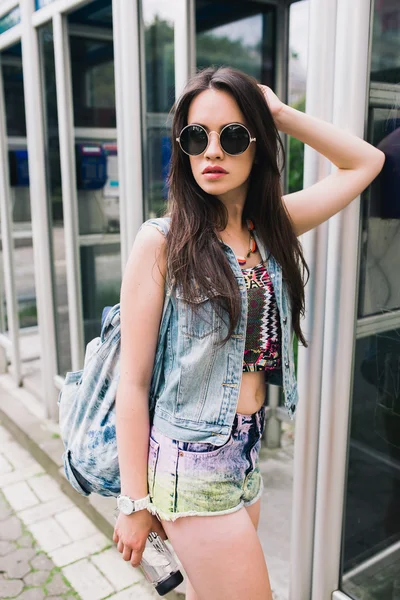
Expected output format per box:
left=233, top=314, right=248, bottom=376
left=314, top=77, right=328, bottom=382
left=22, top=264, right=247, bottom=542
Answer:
left=285, top=361, right=289, bottom=368
left=283, top=317, right=287, bottom=324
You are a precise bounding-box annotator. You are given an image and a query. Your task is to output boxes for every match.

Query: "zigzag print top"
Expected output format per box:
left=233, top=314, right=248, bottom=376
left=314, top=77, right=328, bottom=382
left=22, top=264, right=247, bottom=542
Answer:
left=241, top=261, right=282, bottom=373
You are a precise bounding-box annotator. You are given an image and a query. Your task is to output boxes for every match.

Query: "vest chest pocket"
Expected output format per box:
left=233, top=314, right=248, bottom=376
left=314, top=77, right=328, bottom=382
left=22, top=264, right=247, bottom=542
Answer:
left=175, top=287, right=220, bottom=339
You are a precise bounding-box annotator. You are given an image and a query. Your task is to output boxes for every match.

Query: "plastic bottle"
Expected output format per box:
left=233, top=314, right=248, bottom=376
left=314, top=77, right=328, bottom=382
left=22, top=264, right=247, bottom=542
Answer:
left=140, top=532, right=184, bottom=596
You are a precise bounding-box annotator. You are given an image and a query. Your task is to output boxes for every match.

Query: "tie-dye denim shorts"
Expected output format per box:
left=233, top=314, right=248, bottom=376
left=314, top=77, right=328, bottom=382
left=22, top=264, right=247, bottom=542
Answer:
left=147, top=405, right=266, bottom=521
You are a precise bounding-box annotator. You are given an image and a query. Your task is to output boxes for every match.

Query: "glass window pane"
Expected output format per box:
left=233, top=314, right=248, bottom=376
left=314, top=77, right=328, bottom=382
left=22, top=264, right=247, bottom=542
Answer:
left=70, top=37, right=116, bottom=128
left=68, top=0, right=121, bottom=347
left=3, top=45, right=26, bottom=138
left=2, top=43, right=37, bottom=331
left=342, top=330, right=400, bottom=598
left=0, top=7, right=20, bottom=34
left=36, top=0, right=56, bottom=9
left=342, top=1, right=400, bottom=598
left=358, top=1, right=400, bottom=318
left=142, top=1, right=175, bottom=219
left=196, top=3, right=275, bottom=86
left=80, top=243, right=121, bottom=344
left=358, top=103, right=400, bottom=317
left=288, top=0, right=309, bottom=194
left=39, top=24, right=72, bottom=376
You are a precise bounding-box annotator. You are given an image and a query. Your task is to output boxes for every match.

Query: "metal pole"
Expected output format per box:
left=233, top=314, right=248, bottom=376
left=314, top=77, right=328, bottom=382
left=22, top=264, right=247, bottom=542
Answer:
left=174, top=0, right=194, bottom=99
left=20, top=0, right=58, bottom=418
left=52, top=13, right=84, bottom=371
left=112, top=0, right=144, bottom=269
left=0, top=57, right=22, bottom=384
left=311, top=0, right=372, bottom=597
left=289, top=0, right=338, bottom=597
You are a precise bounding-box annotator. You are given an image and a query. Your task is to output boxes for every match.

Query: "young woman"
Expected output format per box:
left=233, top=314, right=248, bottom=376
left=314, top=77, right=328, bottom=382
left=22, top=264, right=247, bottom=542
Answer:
left=112, top=67, right=385, bottom=599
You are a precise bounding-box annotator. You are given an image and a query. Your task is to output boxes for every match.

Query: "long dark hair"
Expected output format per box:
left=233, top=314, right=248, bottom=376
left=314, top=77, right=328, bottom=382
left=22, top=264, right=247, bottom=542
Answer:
left=163, top=66, right=309, bottom=347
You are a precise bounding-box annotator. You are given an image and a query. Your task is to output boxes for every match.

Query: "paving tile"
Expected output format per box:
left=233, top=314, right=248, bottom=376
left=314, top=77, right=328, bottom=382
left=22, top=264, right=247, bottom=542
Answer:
left=7, top=548, right=36, bottom=563
left=2, top=481, right=40, bottom=512
left=30, top=553, right=54, bottom=571
left=48, top=533, right=110, bottom=567
left=19, top=496, right=73, bottom=526
left=16, top=534, right=34, bottom=548
left=0, top=540, right=16, bottom=556
left=15, top=589, right=45, bottom=600
left=0, top=442, right=37, bottom=471
left=0, top=464, right=45, bottom=488
left=45, top=571, right=71, bottom=595
left=91, top=548, right=143, bottom=591
left=0, top=425, right=12, bottom=444
left=0, top=548, right=35, bottom=578
left=4, top=559, right=31, bottom=578
left=24, top=569, right=50, bottom=586
left=27, top=517, right=72, bottom=552
left=0, top=578, right=24, bottom=598
left=0, top=501, right=12, bottom=521
left=0, top=516, right=22, bottom=541
left=54, top=507, right=98, bottom=542
left=62, top=559, right=114, bottom=600
left=106, top=583, right=159, bottom=600
left=27, top=474, right=63, bottom=503
left=0, top=454, right=12, bottom=475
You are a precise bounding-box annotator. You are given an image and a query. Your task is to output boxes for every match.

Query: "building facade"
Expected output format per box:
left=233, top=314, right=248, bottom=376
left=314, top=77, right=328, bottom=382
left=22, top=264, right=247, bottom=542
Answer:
left=0, top=0, right=398, bottom=599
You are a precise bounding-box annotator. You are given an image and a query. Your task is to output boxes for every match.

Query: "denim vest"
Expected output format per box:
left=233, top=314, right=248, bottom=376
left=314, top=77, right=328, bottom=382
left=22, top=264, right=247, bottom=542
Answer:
left=143, top=218, right=298, bottom=447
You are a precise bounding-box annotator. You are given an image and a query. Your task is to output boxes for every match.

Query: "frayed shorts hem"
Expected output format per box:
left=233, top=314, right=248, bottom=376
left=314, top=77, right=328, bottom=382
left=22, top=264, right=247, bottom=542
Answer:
left=149, top=501, right=246, bottom=522
left=148, top=479, right=264, bottom=522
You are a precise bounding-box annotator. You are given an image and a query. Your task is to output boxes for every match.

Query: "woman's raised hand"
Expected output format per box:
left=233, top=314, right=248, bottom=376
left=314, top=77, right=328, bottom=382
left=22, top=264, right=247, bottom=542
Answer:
left=113, top=510, right=167, bottom=567
left=258, top=84, right=285, bottom=121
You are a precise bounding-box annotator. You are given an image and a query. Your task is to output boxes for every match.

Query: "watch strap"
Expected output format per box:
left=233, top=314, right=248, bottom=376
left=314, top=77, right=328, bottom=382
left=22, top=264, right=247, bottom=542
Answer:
left=133, top=494, right=151, bottom=512
left=117, top=494, right=150, bottom=514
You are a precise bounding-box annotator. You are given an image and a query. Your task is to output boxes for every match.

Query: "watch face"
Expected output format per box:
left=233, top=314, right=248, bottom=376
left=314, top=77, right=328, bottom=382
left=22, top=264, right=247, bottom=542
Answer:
left=118, top=496, right=134, bottom=515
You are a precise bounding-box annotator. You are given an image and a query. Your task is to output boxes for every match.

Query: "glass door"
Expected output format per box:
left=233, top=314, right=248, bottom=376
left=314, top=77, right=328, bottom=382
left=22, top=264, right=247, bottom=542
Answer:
left=0, top=42, right=39, bottom=385
left=340, top=1, right=400, bottom=598
left=67, top=0, right=121, bottom=345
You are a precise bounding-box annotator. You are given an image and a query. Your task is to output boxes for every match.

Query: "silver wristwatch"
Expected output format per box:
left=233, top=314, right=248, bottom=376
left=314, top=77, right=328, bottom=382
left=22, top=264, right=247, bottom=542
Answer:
left=116, top=494, right=151, bottom=515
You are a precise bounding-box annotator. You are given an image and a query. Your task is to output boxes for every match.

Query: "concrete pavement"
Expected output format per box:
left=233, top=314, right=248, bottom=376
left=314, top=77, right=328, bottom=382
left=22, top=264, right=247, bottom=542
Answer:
left=0, top=422, right=169, bottom=600
left=0, top=373, right=294, bottom=600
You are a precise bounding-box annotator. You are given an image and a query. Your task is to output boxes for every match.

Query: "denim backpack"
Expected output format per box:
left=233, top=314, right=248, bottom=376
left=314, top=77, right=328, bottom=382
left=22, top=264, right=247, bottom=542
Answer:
left=58, top=218, right=171, bottom=497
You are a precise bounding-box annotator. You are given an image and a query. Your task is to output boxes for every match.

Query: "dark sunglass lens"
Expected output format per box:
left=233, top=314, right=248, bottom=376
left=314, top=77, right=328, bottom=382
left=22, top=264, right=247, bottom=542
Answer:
left=221, top=124, right=250, bottom=155
left=180, top=125, right=208, bottom=155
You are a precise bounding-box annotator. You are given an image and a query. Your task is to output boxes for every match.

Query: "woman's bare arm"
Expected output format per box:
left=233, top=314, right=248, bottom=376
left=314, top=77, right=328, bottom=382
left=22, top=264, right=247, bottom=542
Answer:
left=277, top=104, right=385, bottom=236
left=116, top=224, right=167, bottom=499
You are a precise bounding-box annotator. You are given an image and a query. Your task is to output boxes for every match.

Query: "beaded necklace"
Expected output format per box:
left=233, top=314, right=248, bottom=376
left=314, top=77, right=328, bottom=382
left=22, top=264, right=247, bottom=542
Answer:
left=237, top=219, right=257, bottom=266
left=217, top=219, right=257, bottom=267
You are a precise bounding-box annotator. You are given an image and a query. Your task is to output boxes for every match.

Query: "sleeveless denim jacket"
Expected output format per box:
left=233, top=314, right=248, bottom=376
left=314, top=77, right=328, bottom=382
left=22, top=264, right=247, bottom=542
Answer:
left=142, top=217, right=299, bottom=447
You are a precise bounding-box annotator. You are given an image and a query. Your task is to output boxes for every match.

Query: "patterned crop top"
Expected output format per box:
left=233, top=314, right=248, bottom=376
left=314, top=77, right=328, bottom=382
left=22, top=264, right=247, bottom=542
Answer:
left=241, top=261, right=282, bottom=374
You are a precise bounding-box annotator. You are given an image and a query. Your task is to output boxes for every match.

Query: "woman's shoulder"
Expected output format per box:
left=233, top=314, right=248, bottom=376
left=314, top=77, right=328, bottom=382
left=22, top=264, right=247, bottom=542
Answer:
left=138, top=216, right=171, bottom=238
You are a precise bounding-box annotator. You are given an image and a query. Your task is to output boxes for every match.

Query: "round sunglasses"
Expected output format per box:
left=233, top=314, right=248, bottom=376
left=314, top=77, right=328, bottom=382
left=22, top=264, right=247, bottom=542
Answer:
left=176, top=123, right=256, bottom=157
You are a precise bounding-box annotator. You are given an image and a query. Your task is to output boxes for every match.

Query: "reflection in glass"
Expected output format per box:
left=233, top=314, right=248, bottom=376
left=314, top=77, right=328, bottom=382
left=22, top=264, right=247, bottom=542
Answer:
left=342, top=330, right=400, bottom=599
left=142, top=0, right=175, bottom=218
left=0, top=6, right=20, bottom=34
left=70, top=37, right=115, bottom=128
left=67, top=0, right=121, bottom=350
left=196, top=3, right=275, bottom=86
left=75, top=139, right=120, bottom=235
left=39, top=25, right=72, bottom=376
left=358, top=106, right=400, bottom=317
left=342, top=1, right=400, bottom=598
left=80, top=243, right=121, bottom=344
left=288, top=0, right=309, bottom=194
left=371, top=1, right=400, bottom=85
left=2, top=44, right=37, bottom=330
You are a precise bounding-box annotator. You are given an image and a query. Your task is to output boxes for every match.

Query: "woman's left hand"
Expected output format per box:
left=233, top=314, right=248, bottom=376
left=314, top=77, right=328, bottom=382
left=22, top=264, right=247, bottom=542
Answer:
left=258, top=85, right=285, bottom=121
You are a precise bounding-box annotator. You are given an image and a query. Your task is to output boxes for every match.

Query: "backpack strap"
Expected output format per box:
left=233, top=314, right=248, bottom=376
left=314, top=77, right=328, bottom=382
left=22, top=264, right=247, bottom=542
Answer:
left=100, top=218, right=172, bottom=343
left=138, top=216, right=171, bottom=238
